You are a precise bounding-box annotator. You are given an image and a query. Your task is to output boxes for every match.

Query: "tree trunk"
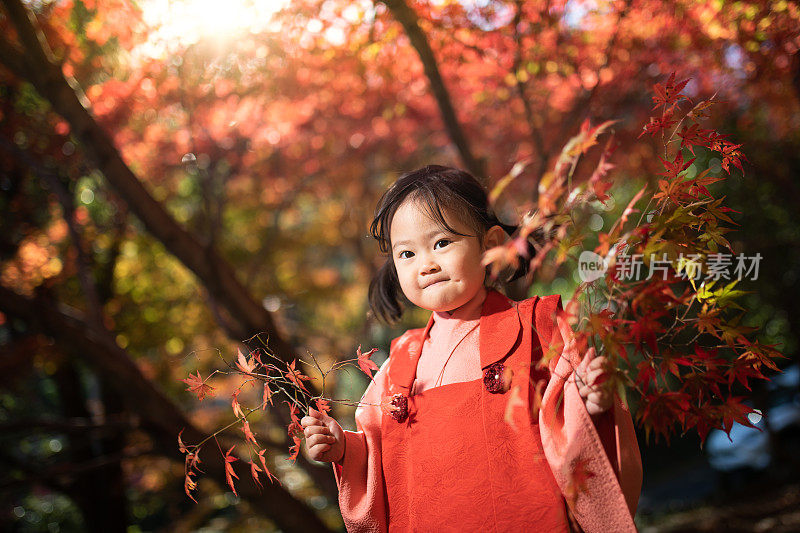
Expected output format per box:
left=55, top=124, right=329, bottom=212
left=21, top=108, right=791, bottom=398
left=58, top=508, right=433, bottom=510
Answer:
left=0, top=286, right=335, bottom=533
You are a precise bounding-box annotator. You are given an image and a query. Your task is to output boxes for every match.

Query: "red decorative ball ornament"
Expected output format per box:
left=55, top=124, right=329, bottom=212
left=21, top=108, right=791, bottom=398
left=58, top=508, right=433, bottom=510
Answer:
left=388, top=393, right=408, bottom=422
left=483, top=362, right=506, bottom=393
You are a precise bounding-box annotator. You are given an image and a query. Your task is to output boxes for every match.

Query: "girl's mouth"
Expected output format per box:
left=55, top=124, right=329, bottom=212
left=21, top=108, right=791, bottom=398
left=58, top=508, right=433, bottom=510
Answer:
left=422, top=279, right=448, bottom=289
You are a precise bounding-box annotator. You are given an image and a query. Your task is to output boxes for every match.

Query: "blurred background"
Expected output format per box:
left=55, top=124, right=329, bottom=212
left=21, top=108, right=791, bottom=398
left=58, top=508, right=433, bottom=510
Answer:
left=0, top=0, right=798, bottom=531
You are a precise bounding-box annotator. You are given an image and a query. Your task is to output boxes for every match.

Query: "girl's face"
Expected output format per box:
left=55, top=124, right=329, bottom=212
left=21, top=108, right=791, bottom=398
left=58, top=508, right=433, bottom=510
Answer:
left=389, top=197, right=504, bottom=314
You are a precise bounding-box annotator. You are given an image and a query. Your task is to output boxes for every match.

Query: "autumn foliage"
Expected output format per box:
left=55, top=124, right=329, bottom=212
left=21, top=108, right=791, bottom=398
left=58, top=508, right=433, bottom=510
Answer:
left=1, top=0, right=798, bottom=527
left=177, top=73, right=785, bottom=501
left=484, top=72, right=783, bottom=444
left=177, top=336, right=381, bottom=500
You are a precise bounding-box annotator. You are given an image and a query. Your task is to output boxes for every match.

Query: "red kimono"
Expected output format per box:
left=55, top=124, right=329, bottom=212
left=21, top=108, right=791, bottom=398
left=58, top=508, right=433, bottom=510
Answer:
left=334, top=290, right=642, bottom=532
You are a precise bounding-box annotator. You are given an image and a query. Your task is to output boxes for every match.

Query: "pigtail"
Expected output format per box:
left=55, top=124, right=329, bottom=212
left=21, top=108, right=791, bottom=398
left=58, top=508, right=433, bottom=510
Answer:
left=368, top=259, right=404, bottom=324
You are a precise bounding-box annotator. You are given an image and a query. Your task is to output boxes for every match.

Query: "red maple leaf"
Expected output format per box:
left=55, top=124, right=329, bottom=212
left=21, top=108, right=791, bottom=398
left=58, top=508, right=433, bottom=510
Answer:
left=722, top=396, right=756, bottom=435
left=678, top=123, right=713, bottom=154
left=241, top=419, right=257, bottom=445
left=284, top=360, right=311, bottom=392
left=651, top=73, right=691, bottom=109
left=257, top=448, right=280, bottom=485
left=657, top=152, right=695, bottom=180
left=628, top=311, right=665, bottom=353
left=288, top=434, right=301, bottom=463
left=287, top=401, right=301, bottom=428
left=635, top=360, right=656, bottom=392
left=357, top=345, right=379, bottom=378
left=236, top=348, right=255, bottom=374
left=249, top=461, right=263, bottom=488
left=182, top=371, right=215, bottom=401
left=223, top=446, right=239, bottom=496
left=718, top=141, right=747, bottom=174
left=231, top=389, right=245, bottom=419
left=184, top=471, right=198, bottom=503
left=177, top=429, right=189, bottom=454
left=638, top=110, right=677, bottom=138
left=262, top=381, right=273, bottom=409
left=315, top=398, right=331, bottom=414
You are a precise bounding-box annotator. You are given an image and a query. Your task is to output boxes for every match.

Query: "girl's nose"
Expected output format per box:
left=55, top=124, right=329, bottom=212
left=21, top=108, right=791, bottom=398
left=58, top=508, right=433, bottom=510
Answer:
left=420, top=261, right=440, bottom=275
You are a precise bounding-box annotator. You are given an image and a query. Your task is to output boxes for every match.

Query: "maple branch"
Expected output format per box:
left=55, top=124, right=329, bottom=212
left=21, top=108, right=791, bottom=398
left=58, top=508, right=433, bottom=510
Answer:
left=0, top=286, right=334, bottom=533
left=381, top=0, right=485, bottom=179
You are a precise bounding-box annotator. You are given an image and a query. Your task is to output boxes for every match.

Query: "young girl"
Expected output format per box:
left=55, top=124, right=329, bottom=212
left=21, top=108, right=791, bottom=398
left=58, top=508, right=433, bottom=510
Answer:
left=301, top=165, right=642, bottom=532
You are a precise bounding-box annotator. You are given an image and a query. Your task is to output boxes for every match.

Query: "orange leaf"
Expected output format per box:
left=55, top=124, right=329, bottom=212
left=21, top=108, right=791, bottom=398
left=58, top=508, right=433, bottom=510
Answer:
left=236, top=348, right=255, bottom=374
left=241, top=420, right=257, bottom=445
left=177, top=429, right=189, bottom=453
left=182, top=371, right=215, bottom=401
left=315, top=398, right=331, bottom=414
left=284, top=360, right=311, bottom=392
left=231, top=389, right=245, bottom=419
left=563, top=457, right=596, bottom=509
left=503, top=385, right=525, bottom=431
left=223, top=446, right=239, bottom=497
left=262, top=381, right=273, bottom=409
left=249, top=461, right=263, bottom=488
left=257, top=449, right=280, bottom=485
left=357, top=345, right=379, bottom=378
left=184, top=471, right=198, bottom=503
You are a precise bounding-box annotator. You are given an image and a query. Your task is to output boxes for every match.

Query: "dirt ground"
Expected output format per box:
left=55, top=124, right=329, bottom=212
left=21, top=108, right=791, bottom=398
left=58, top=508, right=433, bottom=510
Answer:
left=638, top=479, right=800, bottom=532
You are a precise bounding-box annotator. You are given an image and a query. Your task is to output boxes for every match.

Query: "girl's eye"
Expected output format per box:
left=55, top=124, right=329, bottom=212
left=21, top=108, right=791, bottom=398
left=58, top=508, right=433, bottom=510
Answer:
left=434, top=239, right=451, bottom=250
left=398, top=250, right=414, bottom=259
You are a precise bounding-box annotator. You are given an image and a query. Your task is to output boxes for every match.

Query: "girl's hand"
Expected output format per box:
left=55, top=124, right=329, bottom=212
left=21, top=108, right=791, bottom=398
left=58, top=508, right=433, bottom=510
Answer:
left=575, top=347, right=613, bottom=416
left=301, top=407, right=345, bottom=463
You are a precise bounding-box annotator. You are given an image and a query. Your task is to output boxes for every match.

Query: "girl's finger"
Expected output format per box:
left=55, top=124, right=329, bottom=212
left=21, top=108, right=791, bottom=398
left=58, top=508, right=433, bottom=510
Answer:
left=585, top=367, right=608, bottom=386
left=309, top=407, right=325, bottom=419
left=587, top=356, right=607, bottom=371
left=587, top=388, right=613, bottom=406
left=300, top=416, right=324, bottom=428
left=578, top=382, right=594, bottom=399
left=577, top=347, right=596, bottom=376
left=583, top=346, right=597, bottom=365
left=307, top=433, right=336, bottom=448
left=303, top=426, right=331, bottom=438
left=314, top=443, right=331, bottom=454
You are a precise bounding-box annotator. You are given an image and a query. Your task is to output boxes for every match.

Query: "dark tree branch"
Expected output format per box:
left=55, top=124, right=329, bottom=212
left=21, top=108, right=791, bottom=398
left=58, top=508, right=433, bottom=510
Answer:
left=381, top=0, right=486, bottom=178
left=0, top=286, right=334, bottom=533
left=511, top=0, right=547, bottom=167
left=0, top=34, right=31, bottom=79
left=552, top=0, right=633, bottom=154
left=0, top=0, right=296, bottom=358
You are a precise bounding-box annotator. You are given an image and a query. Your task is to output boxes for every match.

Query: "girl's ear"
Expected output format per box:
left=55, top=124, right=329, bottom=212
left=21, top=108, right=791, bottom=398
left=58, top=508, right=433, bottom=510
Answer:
left=483, top=224, right=506, bottom=250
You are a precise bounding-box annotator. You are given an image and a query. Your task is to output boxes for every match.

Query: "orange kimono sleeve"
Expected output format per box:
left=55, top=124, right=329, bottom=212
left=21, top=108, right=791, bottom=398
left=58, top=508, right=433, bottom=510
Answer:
left=537, top=295, right=643, bottom=533
left=332, top=357, right=391, bottom=533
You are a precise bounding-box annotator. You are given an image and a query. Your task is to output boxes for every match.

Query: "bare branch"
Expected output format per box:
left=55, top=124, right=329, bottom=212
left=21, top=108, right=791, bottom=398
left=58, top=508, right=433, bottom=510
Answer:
left=381, top=0, right=485, bottom=178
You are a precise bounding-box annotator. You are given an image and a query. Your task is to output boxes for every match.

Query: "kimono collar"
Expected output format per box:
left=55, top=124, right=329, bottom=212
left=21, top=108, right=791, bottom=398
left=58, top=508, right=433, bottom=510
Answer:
left=386, top=289, right=523, bottom=393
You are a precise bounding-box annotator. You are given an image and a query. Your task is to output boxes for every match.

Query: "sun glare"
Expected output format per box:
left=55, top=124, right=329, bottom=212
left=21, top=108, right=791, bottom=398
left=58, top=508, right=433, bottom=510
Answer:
left=140, top=0, right=288, bottom=55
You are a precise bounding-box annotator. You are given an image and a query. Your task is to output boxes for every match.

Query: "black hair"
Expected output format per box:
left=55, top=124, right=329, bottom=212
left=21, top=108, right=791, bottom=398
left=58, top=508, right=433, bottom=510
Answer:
left=368, top=164, right=542, bottom=324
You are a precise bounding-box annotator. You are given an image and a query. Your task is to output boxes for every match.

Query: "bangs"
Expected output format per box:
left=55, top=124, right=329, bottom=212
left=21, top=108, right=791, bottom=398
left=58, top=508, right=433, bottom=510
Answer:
left=409, top=189, right=479, bottom=240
